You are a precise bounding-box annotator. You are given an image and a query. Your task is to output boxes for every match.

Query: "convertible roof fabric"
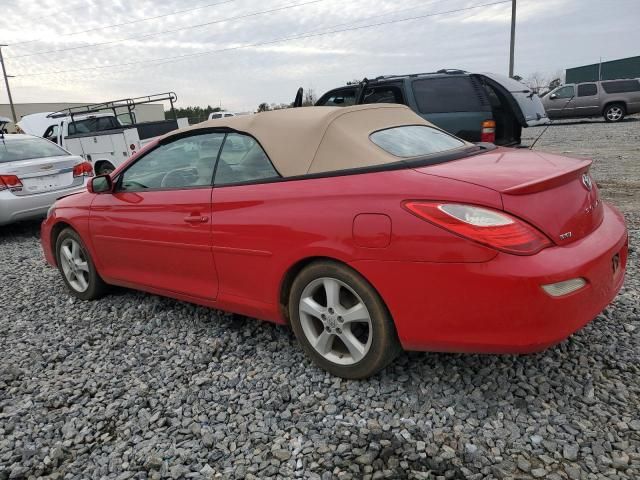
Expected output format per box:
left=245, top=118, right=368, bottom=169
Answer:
left=164, top=104, right=453, bottom=177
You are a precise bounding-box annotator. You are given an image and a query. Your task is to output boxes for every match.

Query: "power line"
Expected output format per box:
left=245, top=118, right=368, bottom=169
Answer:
left=10, top=0, right=453, bottom=76
left=7, top=0, right=326, bottom=59
left=7, top=0, right=236, bottom=48
left=12, top=1, right=511, bottom=78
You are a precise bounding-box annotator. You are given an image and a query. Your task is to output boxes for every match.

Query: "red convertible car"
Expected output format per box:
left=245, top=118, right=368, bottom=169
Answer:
left=41, top=104, right=628, bottom=378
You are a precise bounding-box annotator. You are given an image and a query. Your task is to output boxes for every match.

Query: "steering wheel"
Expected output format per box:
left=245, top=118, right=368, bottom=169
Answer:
left=160, top=169, right=197, bottom=188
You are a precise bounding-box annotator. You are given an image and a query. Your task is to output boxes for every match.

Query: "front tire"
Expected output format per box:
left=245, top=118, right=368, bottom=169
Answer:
left=55, top=228, right=107, bottom=300
left=289, top=261, right=401, bottom=379
left=604, top=103, right=625, bottom=123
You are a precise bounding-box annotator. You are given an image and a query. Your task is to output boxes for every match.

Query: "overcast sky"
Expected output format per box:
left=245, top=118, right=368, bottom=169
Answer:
left=1, top=0, right=639, bottom=112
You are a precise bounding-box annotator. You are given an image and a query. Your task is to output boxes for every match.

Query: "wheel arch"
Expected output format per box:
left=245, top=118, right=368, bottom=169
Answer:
left=603, top=100, right=627, bottom=115
left=278, top=255, right=392, bottom=326
left=50, top=220, right=75, bottom=265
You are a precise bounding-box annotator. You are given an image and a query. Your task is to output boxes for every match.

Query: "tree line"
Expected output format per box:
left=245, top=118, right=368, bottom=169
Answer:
left=164, top=105, right=223, bottom=123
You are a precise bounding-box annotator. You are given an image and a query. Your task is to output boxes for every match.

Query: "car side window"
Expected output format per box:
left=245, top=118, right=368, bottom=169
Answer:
left=412, top=77, right=485, bottom=113
left=319, top=88, right=357, bottom=107
left=577, top=83, right=597, bottom=97
left=214, top=133, right=279, bottom=186
left=553, top=86, right=575, bottom=99
left=601, top=79, right=640, bottom=94
left=43, top=125, right=60, bottom=144
left=118, top=133, right=224, bottom=191
left=362, top=86, right=405, bottom=105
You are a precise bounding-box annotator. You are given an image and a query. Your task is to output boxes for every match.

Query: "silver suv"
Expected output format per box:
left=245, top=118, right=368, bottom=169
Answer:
left=542, top=78, right=640, bottom=122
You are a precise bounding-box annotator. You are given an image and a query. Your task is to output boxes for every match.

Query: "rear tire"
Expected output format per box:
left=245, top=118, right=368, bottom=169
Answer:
left=55, top=228, right=107, bottom=300
left=604, top=103, right=625, bottom=123
left=288, top=261, right=401, bottom=379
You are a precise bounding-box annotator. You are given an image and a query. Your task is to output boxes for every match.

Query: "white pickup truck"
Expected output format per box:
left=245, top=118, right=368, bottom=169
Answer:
left=17, top=93, right=180, bottom=175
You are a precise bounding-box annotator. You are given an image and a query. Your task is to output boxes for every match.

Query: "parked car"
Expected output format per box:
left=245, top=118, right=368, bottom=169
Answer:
left=17, top=93, right=180, bottom=175
left=313, top=69, right=549, bottom=145
left=207, top=111, right=251, bottom=120
left=0, top=134, right=93, bottom=226
left=41, top=105, right=627, bottom=378
left=542, top=78, right=640, bottom=122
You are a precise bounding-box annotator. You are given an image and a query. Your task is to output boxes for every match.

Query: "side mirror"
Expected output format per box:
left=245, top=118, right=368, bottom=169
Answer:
left=549, top=93, right=558, bottom=100
left=88, top=175, right=113, bottom=194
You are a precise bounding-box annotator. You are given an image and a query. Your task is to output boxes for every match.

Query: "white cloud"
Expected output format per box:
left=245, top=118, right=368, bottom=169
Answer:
left=1, top=0, right=639, bottom=111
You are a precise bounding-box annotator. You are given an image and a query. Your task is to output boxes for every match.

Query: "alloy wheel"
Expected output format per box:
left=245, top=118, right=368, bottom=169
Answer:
left=606, top=106, right=623, bottom=121
left=59, top=238, right=90, bottom=292
left=298, top=277, right=373, bottom=365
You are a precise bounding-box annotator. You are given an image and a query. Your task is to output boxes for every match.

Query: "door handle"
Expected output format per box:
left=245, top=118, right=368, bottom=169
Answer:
left=184, top=215, right=209, bottom=224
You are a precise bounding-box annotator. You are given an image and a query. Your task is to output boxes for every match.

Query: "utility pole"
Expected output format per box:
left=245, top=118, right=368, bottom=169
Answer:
left=508, top=0, right=516, bottom=78
left=598, top=57, right=603, bottom=81
left=0, top=45, right=18, bottom=124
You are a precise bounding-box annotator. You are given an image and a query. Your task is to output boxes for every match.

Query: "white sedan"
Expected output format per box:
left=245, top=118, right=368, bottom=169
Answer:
left=0, top=134, right=93, bottom=226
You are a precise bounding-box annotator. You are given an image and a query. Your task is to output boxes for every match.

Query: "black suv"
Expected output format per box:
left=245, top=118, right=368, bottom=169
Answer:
left=314, top=70, right=549, bottom=146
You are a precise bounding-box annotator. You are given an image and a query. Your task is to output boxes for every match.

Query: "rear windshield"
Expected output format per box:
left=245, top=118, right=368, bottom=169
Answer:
left=0, top=137, right=70, bottom=163
left=370, top=125, right=466, bottom=157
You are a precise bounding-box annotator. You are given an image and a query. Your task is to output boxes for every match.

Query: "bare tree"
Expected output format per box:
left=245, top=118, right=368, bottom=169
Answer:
left=302, top=88, right=317, bottom=106
left=523, top=70, right=565, bottom=96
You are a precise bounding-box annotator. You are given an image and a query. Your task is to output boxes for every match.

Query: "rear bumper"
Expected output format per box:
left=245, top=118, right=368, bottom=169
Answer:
left=351, top=203, right=628, bottom=353
left=0, top=182, right=87, bottom=226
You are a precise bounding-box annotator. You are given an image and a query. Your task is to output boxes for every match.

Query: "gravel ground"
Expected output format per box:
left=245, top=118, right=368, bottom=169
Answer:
left=1, top=121, right=639, bottom=480
left=523, top=116, right=640, bottom=213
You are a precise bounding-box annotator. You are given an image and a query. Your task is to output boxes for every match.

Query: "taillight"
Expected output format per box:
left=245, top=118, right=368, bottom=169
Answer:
left=0, top=175, right=23, bottom=191
left=73, top=161, right=94, bottom=177
left=402, top=201, right=552, bottom=255
left=480, top=120, right=495, bottom=143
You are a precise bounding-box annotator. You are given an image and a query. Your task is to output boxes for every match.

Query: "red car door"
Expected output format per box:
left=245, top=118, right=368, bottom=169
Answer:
left=209, top=132, right=282, bottom=303
left=89, top=132, right=225, bottom=300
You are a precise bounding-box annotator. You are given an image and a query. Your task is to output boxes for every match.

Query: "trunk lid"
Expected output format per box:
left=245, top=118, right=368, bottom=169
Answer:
left=475, top=73, right=550, bottom=127
left=0, top=155, right=82, bottom=195
left=413, top=148, right=603, bottom=245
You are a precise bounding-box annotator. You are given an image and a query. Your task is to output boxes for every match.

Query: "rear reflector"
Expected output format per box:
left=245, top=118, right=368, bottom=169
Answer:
left=73, top=161, right=94, bottom=177
left=542, top=278, right=587, bottom=297
left=0, top=174, right=23, bottom=191
left=481, top=120, right=496, bottom=143
left=403, top=201, right=552, bottom=255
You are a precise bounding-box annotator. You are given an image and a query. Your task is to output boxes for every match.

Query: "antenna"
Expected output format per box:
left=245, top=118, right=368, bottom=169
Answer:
left=529, top=93, right=575, bottom=150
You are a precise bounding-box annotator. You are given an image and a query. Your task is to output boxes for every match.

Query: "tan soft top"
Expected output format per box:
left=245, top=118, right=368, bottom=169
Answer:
left=165, top=104, right=448, bottom=177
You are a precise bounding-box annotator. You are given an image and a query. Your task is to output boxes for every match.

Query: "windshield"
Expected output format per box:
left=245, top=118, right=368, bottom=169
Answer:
left=370, top=125, right=466, bottom=157
left=0, top=137, right=70, bottom=163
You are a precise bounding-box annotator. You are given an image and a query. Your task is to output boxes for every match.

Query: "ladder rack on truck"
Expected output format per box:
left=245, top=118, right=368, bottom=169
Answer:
left=47, top=92, right=178, bottom=123
left=22, top=92, right=182, bottom=175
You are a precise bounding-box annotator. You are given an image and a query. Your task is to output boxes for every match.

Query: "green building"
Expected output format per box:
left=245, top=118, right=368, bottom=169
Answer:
left=566, top=56, right=640, bottom=83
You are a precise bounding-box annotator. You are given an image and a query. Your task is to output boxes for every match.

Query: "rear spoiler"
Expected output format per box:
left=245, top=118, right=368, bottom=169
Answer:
left=502, top=159, right=592, bottom=195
